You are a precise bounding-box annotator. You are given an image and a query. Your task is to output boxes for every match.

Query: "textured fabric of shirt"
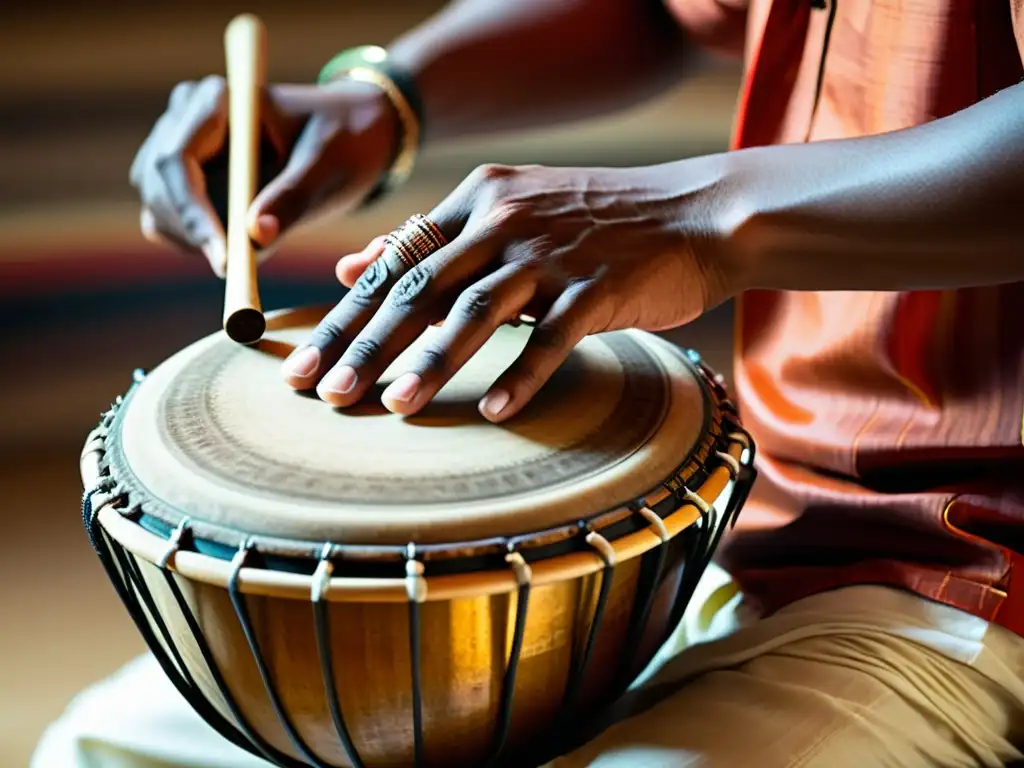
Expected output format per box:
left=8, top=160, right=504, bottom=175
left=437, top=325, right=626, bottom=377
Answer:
left=665, top=0, right=1024, bottom=635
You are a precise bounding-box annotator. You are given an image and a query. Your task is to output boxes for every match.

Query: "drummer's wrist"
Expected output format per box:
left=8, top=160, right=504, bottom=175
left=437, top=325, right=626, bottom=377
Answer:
left=710, top=144, right=832, bottom=294
left=650, top=153, right=764, bottom=302
left=318, top=46, right=425, bottom=206
left=717, top=96, right=1024, bottom=293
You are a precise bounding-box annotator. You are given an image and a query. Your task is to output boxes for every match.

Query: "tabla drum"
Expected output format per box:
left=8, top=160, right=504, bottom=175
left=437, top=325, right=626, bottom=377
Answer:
left=80, top=306, right=756, bottom=768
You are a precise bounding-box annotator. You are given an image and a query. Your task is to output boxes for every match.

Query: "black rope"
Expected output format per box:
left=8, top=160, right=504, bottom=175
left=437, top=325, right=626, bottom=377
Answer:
left=312, top=558, right=366, bottom=768
left=82, top=484, right=108, bottom=553
left=561, top=536, right=616, bottom=716
left=84, top=488, right=262, bottom=761
left=115, top=546, right=196, bottom=686
left=227, top=545, right=340, bottom=768
left=664, top=492, right=714, bottom=640
left=160, top=569, right=305, bottom=767
left=616, top=536, right=668, bottom=692
left=484, top=552, right=532, bottom=767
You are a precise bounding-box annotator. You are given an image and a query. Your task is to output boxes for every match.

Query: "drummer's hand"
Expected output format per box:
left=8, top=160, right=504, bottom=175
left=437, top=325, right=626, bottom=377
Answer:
left=129, top=77, right=398, bottom=277
left=284, top=160, right=748, bottom=422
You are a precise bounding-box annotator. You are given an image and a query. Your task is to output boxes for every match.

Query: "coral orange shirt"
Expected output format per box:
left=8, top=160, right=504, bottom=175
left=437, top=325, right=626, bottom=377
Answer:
left=666, top=0, right=1024, bottom=634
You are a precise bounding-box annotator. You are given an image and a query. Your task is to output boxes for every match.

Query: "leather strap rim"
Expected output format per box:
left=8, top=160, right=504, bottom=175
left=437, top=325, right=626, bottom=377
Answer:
left=87, top=345, right=742, bottom=577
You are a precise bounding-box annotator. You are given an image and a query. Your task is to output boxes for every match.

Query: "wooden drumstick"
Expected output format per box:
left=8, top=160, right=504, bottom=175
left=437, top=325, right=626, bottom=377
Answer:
left=222, top=14, right=267, bottom=345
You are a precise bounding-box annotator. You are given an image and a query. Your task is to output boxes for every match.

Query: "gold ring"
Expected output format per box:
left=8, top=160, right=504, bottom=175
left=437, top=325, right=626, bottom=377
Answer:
left=383, top=214, right=448, bottom=272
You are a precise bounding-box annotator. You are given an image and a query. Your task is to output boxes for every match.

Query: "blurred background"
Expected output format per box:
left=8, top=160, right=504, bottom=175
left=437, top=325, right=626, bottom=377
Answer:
left=0, top=2, right=741, bottom=764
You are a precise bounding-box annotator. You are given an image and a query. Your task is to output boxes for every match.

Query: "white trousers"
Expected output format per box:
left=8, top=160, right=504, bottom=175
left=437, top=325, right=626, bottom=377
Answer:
left=33, top=565, right=1024, bottom=767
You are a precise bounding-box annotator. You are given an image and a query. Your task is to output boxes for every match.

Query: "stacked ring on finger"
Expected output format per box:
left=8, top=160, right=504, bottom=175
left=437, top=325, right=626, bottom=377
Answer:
left=383, top=213, right=448, bottom=272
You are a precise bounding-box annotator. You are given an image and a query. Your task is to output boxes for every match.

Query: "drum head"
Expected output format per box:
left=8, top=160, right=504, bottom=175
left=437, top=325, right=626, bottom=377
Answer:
left=111, top=307, right=711, bottom=546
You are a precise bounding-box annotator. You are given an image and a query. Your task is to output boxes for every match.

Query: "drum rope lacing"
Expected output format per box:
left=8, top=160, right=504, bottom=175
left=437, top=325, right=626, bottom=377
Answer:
left=82, top=482, right=296, bottom=765
left=309, top=544, right=366, bottom=768
left=229, top=539, right=346, bottom=768
left=560, top=526, right=618, bottom=717
left=95, top=348, right=733, bottom=570
left=486, top=546, right=532, bottom=768
left=83, top=399, right=318, bottom=767
left=404, top=543, right=427, bottom=767
left=81, top=356, right=758, bottom=768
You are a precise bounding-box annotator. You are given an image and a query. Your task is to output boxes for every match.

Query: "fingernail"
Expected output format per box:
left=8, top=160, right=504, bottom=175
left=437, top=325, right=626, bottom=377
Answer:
left=319, top=365, right=357, bottom=395
left=283, top=346, right=320, bottom=378
left=382, top=373, right=421, bottom=404
left=202, top=239, right=226, bottom=277
left=479, top=389, right=510, bottom=420
left=251, top=214, right=279, bottom=246
left=140, top=208, right=157, bottom=238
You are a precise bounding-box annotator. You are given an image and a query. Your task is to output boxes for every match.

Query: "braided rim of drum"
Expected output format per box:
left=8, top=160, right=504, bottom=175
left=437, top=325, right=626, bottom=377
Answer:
left=87, top=348, right=745, bottom=573
left=80, top=349, right=757, bottom=768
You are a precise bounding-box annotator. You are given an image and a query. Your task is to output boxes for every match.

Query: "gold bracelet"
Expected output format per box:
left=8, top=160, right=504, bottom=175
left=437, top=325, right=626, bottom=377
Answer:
left=327, top=65, right=420, bottom=195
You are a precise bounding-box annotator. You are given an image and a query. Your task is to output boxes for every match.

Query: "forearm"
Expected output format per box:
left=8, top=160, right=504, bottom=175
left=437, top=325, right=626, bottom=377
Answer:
left=388, top=0, right=694, bottom=143
left=728, top=82, right=1024, bottom=292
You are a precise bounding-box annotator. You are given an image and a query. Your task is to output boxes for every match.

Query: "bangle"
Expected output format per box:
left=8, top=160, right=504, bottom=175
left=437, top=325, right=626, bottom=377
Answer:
left=318, top=46, right=424, bottom=207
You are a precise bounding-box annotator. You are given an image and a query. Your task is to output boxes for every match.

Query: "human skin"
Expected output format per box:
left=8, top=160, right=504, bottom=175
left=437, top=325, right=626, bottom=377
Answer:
left=126, top=1, right=1024, bottom=422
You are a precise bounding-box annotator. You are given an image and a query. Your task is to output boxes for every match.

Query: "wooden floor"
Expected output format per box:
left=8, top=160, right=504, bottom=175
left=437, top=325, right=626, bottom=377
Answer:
left=0, top=3, right=741, bottom=764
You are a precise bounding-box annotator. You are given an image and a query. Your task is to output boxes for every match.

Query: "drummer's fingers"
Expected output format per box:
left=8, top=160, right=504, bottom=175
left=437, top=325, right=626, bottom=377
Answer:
left=315, top=233, right=499, bottom=407
left=292, top=168, right=505, bottom=396
left=426, top=163, right=495, bottom=237
left=327, top=161, right=509, bottom=291
left=380, top=265, right=538, bottom=415
left=281, top=249, right=402, bottom=389
left=327, top=164, right=482, bottom=286
left=327, top=160, right=487, bottom=290
left=145, top=76, right=229, bottom=272
left=140, top=207, right=202, bottom=256
left=135, top=88, right=199, bottom=253
left=130, top=81, right=196, bottom=190
left=479, top=281, right=605, bottom=423
left=158, top=77, right=229, bottom=270
left=160, top=154, right=230, bottom=276
left=335, top=236, right=386, bottom=288
left=139, top=145, right=226, bottom=276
